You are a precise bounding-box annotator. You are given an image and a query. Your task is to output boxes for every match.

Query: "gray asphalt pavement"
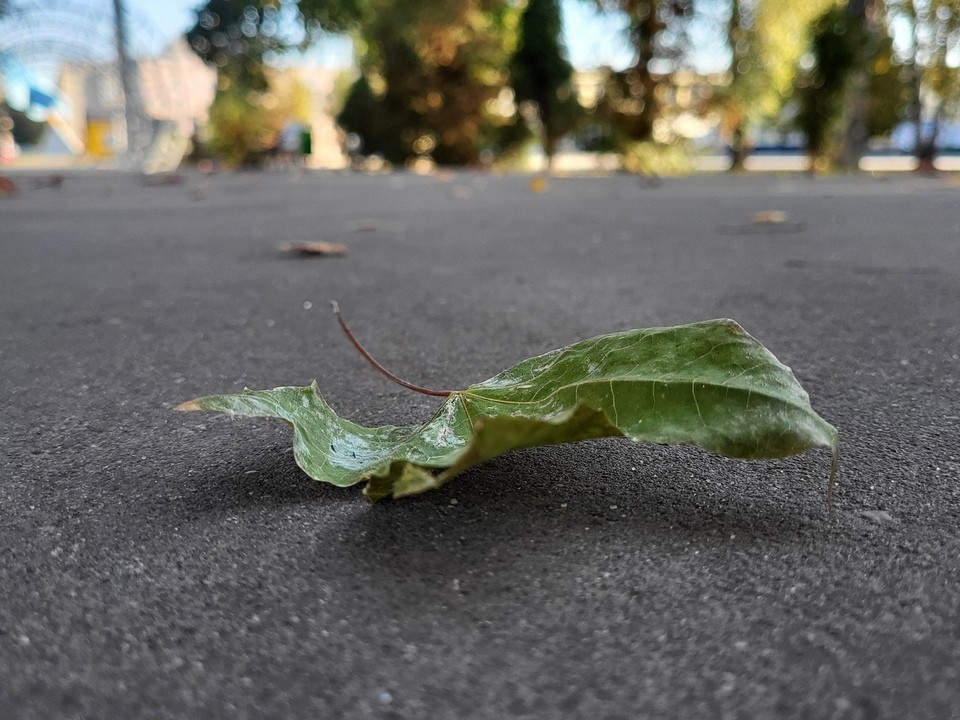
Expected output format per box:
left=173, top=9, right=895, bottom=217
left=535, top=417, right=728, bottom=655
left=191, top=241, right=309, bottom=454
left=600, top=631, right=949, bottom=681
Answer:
left=1, top=169, right=959, bottom=719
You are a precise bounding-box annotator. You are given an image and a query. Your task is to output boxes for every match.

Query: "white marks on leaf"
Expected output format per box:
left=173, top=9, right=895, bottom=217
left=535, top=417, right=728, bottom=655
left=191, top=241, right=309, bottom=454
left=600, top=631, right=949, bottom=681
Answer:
left=436, top=424, right=455, bottom=448
left=609, top=380, right=619, bottom=425
left=691, top=380, right=705, bottom=426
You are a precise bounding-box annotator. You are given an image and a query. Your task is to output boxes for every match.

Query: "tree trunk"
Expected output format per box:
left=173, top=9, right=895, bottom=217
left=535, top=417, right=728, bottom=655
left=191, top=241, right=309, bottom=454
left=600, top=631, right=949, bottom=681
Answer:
left=728, top=121, right=747, bottom=171
left=725, top=0, right=747, bottom=172
left=837, top=0, right=875, bottom=171
left=916, top=103, right=941, bottom=174
left=903, top=11, right=929, bottom=172
left=627, top=2, right=664, bottom=142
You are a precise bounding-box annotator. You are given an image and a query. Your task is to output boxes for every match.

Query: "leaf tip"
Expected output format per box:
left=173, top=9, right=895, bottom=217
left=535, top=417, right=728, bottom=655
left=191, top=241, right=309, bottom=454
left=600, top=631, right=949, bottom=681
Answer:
left=715, top=317, right=746, bottom=334
left=330, top=299, right=340, bottom=316
left=175, top=400, right=202, bottom=412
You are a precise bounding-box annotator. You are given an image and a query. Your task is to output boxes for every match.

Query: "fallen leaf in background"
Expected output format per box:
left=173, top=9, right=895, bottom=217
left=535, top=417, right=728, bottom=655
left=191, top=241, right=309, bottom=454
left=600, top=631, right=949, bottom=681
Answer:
left=717, top=210, right=806, bottom=235
left=142, top=173, right=185, bottom=187
left=752, top=210, right=787, bottom=224
left=32, top=174, right=64, bottom=190
left=280, top=241, right=348, bottom=256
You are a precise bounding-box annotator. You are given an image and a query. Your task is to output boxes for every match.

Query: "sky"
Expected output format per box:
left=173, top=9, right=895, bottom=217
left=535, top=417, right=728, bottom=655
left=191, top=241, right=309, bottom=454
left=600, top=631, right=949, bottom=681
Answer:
left=127, top=0, right=639, bottom=71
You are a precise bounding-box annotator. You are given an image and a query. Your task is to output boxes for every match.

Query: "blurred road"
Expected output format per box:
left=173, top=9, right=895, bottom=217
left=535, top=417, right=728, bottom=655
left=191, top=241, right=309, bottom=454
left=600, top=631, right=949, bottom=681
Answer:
left=2, top=169, right=959, bottom=719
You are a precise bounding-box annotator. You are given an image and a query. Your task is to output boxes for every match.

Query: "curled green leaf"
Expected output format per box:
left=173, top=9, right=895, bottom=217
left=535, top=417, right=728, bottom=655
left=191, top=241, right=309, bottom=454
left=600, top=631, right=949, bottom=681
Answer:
left=178, top=319, right=838, bottom=505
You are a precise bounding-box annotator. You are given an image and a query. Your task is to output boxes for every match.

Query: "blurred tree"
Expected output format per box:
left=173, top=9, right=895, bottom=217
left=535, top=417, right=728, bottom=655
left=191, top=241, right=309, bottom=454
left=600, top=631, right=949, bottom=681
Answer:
left=590, top=0, right=695, bottom=145
left=704, top=0, right=833, bottom=169
left=335, top=40, right=424, bottom=164
left=796, top=1, right=907, bottom=170
left=510, top=0, right=579, bottom=164
left=866, top=33, right=906, bottom=138
left=186, top=0, right=288, bottom=91
left=188, top=0, right=303, bottom=165
left=835, top=0, right=880, bottom=169
left=795, top=5, right=861, bottom=169
left=884, top=0, right=960, bottom=170
left=719, top=0, right=750, bottom=170
left=301, top=0, right=521, bottom=165
left=206, top=70, right=312, bottom=167
left=336, top=75, right=386, bottom=157
left=206, top=85, right=275, bottom=166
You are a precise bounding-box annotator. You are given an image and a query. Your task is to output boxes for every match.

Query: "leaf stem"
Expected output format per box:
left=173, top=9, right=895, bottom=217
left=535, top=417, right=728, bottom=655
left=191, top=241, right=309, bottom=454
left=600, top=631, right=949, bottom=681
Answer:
left=331, top=301, right=453, bottom=398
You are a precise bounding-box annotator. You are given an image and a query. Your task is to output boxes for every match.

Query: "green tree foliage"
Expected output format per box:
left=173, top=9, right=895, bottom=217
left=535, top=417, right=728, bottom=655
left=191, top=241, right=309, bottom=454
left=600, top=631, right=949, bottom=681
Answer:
left=189, top=1, right=354, bottom=167
left=335, top=40, right=435, bottom=164
left=745, top=0, right=836, bottom=119
left=205, top=70, right=312, bottom=167
left=884, top=0, right=960, bottom=165
left=794, top=1, right=909, bottom=170
left=719, top=0, right=750, bottom=169
left=187, top=0, right=300, bottom=165
left=336, top=75, right=388, bottom=157
left=591, top=0, right=695, bottom=145
left=186, top=0, right=289, bottom=91
left=838, top=2, right=867, bottom=168
left=510, top=0, right=578, bottom=161
left=795, top=5, right=862, bottom=169
left=189, top=0, right=522, bottom=166
left=866, top=33, right=906, bottom=138
left=206, top=85, right=274, bottom=166
left=700, top=0, right=834, bottom=168
left=301, top=0, right=521, bottom=165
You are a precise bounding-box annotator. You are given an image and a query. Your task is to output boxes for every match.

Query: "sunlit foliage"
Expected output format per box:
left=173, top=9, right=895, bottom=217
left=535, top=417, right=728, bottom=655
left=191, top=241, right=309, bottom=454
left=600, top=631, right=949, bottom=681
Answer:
left=305, top=0, right=521, bottom=165
left=207, top=71, right=312, bottom=167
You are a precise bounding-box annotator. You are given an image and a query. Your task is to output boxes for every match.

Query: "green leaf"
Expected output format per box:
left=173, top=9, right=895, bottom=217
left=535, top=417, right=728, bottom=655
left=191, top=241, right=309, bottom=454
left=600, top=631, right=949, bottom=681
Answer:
left=178, top=319, right=838, bottom=503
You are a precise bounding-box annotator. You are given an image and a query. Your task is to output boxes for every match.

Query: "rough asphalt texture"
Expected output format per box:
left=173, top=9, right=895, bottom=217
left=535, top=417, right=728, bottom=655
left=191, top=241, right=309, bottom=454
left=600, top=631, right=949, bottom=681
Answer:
left=1, top=170, right=958, bottom=719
